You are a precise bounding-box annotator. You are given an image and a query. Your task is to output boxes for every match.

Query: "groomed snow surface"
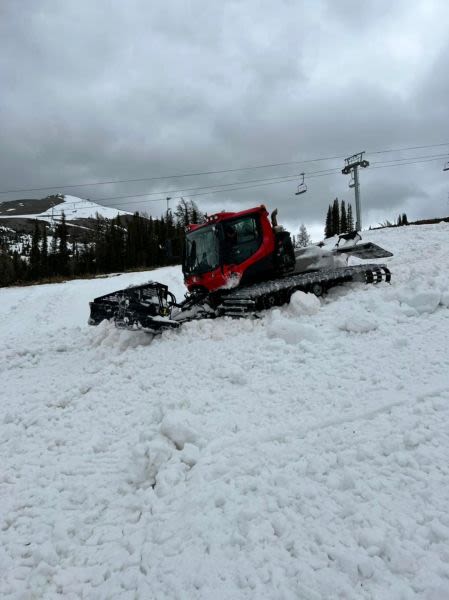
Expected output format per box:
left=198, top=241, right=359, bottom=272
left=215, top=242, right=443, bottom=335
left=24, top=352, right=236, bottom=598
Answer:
left=1, top=223, right=449, bottom=599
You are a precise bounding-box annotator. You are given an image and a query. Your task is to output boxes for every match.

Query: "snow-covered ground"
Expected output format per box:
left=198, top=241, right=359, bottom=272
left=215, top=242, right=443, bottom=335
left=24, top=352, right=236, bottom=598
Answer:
left=1, top=224, right=449, bottom=599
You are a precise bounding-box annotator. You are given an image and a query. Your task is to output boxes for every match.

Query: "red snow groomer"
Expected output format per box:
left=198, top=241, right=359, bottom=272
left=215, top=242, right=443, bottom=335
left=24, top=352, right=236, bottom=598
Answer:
left=89, top=205, right=392, bottom=333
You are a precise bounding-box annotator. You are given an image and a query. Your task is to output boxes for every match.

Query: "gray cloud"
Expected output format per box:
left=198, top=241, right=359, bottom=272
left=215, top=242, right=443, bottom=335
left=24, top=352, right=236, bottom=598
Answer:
left=1, top=0, right=449, bottom=239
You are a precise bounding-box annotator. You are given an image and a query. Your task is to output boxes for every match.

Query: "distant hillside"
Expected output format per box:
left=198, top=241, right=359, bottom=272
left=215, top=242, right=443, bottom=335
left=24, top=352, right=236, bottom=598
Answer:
left=0, top=193, right=134, bottom=243
left=0, top=194, right=64, bottom=217
left=0, top=194, right=131, bottom=222
left=0, top=200, right=188, bottom=287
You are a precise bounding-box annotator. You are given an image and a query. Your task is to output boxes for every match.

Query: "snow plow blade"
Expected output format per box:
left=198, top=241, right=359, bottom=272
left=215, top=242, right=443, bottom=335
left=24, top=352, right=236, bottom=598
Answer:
left=88, top=281, right=180, bottom=333
left=336, top=242, right=393, bottom=260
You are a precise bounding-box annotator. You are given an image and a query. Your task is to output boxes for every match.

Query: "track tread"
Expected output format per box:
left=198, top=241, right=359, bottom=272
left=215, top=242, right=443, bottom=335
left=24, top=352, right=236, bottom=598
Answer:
left=219, top=263, right=390, bottom=317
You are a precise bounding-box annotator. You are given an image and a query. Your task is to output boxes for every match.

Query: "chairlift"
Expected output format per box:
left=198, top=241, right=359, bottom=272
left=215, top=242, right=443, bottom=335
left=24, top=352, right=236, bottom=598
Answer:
left=295, top=173, right=307, bottom=195
left=443, top=161, right=449, bottom=172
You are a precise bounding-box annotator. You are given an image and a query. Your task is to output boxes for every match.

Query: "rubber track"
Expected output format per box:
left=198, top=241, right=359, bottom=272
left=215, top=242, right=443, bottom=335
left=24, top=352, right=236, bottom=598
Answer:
left=218, top=263, right=391, bottom=317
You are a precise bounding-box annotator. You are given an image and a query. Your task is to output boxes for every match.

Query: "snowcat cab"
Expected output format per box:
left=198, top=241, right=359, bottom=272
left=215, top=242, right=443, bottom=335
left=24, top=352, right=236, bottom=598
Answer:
left=182, top=205, right=295, bottom=293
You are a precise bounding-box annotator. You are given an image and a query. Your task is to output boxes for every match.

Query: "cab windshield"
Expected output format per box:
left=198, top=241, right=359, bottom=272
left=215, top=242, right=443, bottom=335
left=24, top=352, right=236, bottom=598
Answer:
left=183, top=224, right=220, bottom=275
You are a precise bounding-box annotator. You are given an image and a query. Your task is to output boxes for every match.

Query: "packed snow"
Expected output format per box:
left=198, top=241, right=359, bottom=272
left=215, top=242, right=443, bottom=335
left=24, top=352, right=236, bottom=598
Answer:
left=1, top=223, right=449, bottom=599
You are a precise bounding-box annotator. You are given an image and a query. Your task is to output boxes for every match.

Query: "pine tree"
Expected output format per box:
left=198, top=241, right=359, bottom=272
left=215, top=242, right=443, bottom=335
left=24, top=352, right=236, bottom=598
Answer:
left=147, top=216, right=157, bottom=266
left=40, top=223, right=48, bottom=277
left=57, top=211, right=69, bottom=275
left=49, top=221, right=58, bottom=275
left=332, top=198, right=340, bottom=236
left=188, top=200, right=204, bottom=224
left=125, top=213, right=138, bottom=268
left=107, top=216, right=124, bottom=271
left=175, top=198, right=190, bottom=228
left=402, top=213, right=408, bottom=225
left=397, top=214, right=403, bottom=226
left=29, top=220, right=41, bottom=280
left=13, top=251, right=27, bottom=281
left=297, top=224, right=311, bottom=247
left=166, top=208, right=174, bottom=229
left=347, top=204, right=354, bottom=231
left=340, top=200, right=347, bottom=233
left=325, top=205, right=333, bottom=238
left=0, top=253, right=16, bottom=287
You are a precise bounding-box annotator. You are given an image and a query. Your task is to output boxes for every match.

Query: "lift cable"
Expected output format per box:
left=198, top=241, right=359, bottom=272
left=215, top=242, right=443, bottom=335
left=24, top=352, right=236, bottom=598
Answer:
left=44, top=154, right=448, bottom=212
left=1, top=142, right=449, bottom=196
left=42, top=155, right=447, bottom=218
left=43, top=156, right=445, bottom=219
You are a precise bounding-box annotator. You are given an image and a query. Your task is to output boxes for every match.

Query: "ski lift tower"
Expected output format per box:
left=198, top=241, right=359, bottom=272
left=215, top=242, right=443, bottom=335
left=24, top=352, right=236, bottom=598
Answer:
left=342, top=152, right=369, bottom=231
left=166, top=196, right=172, bottom=219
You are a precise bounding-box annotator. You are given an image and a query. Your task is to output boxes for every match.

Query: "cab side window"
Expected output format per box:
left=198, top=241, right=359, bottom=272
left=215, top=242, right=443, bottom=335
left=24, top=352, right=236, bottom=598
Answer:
left=226, top=216, right=262, bottom=264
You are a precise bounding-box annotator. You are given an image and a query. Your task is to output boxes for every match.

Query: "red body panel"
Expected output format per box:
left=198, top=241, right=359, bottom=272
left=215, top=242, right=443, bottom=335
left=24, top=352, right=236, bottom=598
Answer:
left=184, top=205, right=276, bottom=293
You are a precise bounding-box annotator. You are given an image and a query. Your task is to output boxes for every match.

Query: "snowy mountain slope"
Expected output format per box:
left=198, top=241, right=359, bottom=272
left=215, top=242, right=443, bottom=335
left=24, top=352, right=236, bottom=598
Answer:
left=0, top=194, right=131, bottom=222
left=1, top=224, right=449, bottom=599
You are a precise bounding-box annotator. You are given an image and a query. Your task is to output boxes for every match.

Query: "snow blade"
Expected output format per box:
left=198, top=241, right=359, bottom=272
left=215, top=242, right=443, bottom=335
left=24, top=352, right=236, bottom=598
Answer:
left=88, top=281, right=179, bottom=333
left=336, top=242, right=393, bottom=260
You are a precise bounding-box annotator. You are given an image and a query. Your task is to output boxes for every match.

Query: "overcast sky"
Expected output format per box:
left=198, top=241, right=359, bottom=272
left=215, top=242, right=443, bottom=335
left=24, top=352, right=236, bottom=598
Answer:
left=1, top=0, right=449, bottom=239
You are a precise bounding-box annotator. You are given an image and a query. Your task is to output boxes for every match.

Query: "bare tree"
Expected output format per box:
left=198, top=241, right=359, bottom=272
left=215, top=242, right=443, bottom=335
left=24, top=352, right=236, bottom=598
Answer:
left=297, top=224, right=311, bottom=247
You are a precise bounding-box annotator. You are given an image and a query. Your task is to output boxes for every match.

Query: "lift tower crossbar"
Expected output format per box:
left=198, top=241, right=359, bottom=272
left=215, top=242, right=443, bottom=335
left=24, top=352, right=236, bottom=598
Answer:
left=342, top=151, right=369, bottom=232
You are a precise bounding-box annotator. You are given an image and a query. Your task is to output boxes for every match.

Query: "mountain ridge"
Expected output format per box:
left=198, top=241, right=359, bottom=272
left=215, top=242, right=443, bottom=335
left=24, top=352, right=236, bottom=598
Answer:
left=0, top=194, right=131, bottom=222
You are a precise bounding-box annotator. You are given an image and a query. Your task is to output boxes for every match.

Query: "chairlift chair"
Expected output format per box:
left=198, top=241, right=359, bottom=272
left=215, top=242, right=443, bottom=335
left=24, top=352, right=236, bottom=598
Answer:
left=443, top=161, right=449, bottom=172
left=295, top=173, right=307, bottom=195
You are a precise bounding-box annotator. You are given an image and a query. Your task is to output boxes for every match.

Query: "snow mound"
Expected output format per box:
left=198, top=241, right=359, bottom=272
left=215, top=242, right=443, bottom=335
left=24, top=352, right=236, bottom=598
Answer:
left=395, top=286, right=442, bottom=315
left=338, top=313, right=378, bottom=333
left=266, top=312, right=321, bottom=345
left=288, top=290, right=321, bottom=316
left=128, top=438, right=173, bottom=488
left=179, top=442, right=200, bottom=467
left=160, top=411, right=200, bottom=450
